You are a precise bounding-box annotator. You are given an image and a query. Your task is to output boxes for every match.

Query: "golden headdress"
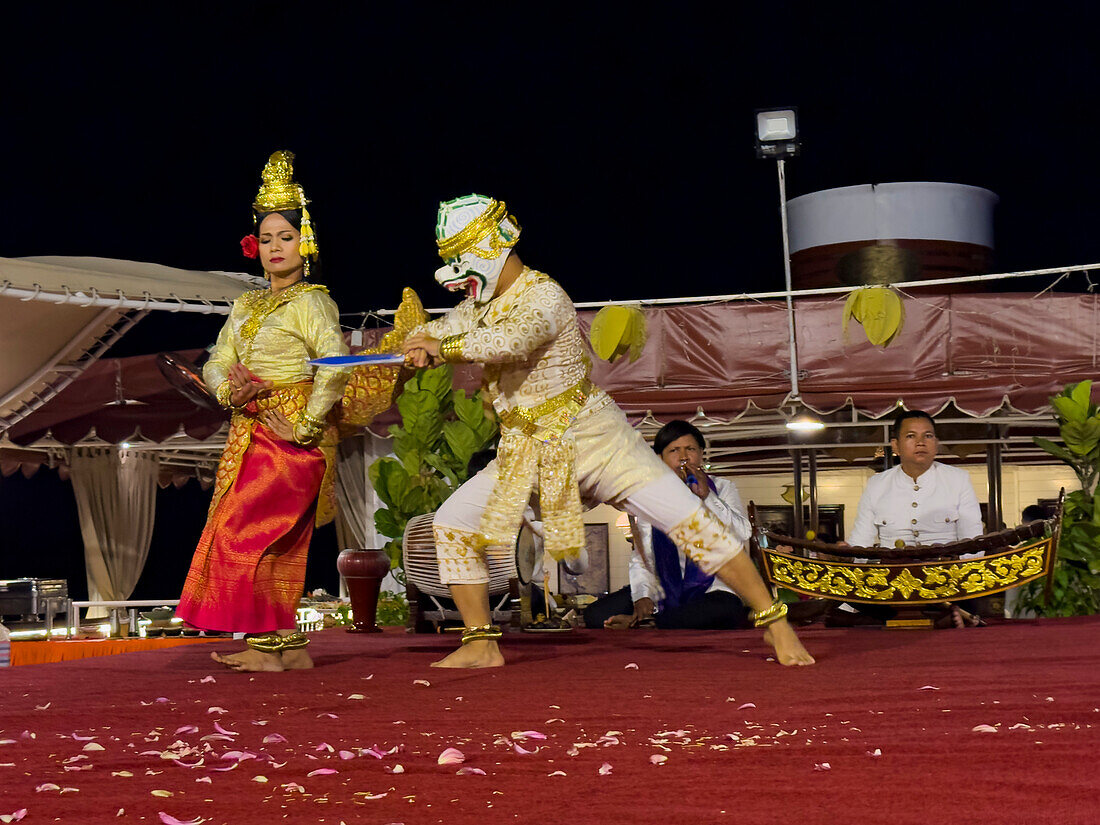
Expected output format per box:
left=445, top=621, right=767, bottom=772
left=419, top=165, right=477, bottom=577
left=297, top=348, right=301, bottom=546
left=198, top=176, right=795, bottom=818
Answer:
left=252, top=150, right=320, bottom=272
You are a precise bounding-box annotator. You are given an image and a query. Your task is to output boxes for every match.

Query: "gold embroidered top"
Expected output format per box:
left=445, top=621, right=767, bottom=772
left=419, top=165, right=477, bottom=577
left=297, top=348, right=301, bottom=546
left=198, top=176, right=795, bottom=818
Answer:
left=415, top=267, right=609, bottom=420
left=203, top=281, right=349, bottom=423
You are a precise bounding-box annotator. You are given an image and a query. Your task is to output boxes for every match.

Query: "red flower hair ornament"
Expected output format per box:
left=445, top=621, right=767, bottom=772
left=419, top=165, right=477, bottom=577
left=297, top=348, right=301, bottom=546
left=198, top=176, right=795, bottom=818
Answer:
left=240, top=234, right=259, bottom=259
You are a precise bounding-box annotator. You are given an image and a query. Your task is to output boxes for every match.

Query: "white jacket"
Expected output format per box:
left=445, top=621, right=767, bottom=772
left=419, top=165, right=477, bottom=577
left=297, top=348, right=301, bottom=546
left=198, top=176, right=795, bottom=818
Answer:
left=849, top=462, right=983, bottom=549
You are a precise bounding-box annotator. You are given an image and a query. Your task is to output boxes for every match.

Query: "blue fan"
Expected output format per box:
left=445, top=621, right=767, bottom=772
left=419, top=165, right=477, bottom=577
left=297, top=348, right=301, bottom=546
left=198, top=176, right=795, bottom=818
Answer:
left=308, top=354, right=406, bottom=367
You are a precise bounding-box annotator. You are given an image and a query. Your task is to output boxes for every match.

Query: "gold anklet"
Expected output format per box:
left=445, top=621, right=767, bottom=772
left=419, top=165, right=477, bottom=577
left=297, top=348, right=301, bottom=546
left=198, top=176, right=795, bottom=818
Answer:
left=245, top=632, right=284, bottom=653
left=750, top=601, right=789, bottom=628
left=460, top=624, right=503, bottom=645
left=281, top=632, right=310, bottom=650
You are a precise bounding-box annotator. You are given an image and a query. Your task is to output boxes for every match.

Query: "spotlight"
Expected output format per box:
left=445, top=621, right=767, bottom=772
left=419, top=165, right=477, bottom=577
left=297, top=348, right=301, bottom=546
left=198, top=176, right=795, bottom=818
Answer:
left=786, top=413, right=824, bottom=432
left=754, top=107, right=800, bottom=159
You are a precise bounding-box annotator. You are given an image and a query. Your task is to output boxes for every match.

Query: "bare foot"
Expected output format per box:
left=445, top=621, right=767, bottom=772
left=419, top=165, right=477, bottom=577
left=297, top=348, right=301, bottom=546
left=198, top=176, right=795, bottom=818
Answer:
left=281, top=648, right=314, bottom=669
left=210, top=648, right=284, bottom=672
left=763, top=619, right=815, bottom=666
left=430, top=639, right=504, bottom=669
left=941, top=604, right=983, bottom=629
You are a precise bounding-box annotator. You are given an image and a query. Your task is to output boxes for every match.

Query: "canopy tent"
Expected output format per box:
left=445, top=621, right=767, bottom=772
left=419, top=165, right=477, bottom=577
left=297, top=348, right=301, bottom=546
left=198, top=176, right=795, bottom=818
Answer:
left=0, top=256, right=259, bottom=435
left=2, top=291, right=1090, bottom=479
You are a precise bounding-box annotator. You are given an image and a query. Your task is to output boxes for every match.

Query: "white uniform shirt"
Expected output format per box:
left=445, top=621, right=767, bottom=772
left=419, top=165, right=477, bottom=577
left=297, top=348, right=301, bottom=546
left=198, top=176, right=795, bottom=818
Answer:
left=849, top=462, right=983, bottom=549
left=628, top=477, right=750, bottom=604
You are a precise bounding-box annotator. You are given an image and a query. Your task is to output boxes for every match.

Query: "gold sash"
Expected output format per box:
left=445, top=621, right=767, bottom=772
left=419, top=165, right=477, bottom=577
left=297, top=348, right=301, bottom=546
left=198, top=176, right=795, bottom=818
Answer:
left=479, top=376, right=592, bottom=560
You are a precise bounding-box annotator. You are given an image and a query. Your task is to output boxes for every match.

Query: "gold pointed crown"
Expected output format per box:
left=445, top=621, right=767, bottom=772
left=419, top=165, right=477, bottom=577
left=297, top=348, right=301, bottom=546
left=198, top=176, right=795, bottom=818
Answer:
left=251, top=150, right=319, bottom=264
left=253, top=150, right=309, bottom=212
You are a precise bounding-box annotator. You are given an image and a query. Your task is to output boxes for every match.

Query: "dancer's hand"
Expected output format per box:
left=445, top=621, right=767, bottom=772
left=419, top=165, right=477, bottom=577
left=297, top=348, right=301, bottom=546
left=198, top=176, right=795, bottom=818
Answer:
left=603, top=597, right=654, bottom=629
left=260, top=408, right=295, bottom=442
left=402, top=333, right=441, bottom=367
left=228, top=362, right=271, bottom=406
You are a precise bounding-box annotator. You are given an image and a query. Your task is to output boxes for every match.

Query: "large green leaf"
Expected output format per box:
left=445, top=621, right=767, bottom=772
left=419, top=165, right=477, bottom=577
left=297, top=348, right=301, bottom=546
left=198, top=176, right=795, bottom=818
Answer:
left=443, top=420, right=481, bottom=471
left=418, top=364, right=455, bottom=406
left=1071, top=380, right=1093, bottom=411
left=1033, top=437, right=1078, bottom=465
left=368, top=457, right=411, bottom=509
left=1062, top=419, right=1100, bottom=455
left=397, top=390, right=442, bottom=448
left=1053, top=394, right=1087, bottom=425
left=453, top=389, right=486, bottom=429
left=423, top=452, right=459, bottom=486
left=374, top=507, right=403, bottom=539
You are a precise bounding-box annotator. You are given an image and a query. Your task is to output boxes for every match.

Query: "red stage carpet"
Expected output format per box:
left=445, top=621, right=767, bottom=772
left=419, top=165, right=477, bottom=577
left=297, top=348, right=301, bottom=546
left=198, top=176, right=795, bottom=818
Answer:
left=1, top=618, right=1098, bottom=825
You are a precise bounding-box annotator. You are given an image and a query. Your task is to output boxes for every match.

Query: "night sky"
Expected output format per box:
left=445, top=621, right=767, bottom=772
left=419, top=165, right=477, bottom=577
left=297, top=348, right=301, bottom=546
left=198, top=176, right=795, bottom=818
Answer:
left=4, top=4, right=1098, bottom=356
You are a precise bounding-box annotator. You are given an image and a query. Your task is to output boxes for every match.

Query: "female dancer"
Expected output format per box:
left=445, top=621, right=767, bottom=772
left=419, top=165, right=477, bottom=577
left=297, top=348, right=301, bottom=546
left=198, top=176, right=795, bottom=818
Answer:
left=177, top=151, right=348, bottom=672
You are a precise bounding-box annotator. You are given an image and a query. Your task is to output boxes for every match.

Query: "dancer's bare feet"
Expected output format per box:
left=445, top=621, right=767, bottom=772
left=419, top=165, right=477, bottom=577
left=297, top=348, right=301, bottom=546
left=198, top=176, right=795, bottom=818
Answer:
left=430, top=639, right=504, bottom=669
left=210, top=648, right=284, bottom=672
left=281, top=648, right=314, bottom=669
left=763, top=619, right=815, bottom=666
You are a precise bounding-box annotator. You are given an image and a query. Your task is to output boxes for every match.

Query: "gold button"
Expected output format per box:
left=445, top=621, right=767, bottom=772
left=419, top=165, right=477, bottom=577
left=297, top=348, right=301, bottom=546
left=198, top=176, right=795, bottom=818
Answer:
left=894, top=539, right=906, bottom=549
left=913, top=531, right=920, bottom=537
left=913, top=485, right=920, bottom=491
left=911, top=519, right=917, bottom=524
left=945, top=517, right=950, bottom=522
left=912, top=502, right=918, bottom=507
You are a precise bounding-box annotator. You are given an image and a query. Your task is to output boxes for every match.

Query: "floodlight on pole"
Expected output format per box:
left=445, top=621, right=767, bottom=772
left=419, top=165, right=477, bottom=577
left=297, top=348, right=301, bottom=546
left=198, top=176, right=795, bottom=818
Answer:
left=755, top=107, right=802, bottom=400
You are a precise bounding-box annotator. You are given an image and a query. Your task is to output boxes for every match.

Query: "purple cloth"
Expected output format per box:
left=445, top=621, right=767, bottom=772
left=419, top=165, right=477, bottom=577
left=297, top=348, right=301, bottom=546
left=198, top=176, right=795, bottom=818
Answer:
left=651, top=479, right=716, bottom=612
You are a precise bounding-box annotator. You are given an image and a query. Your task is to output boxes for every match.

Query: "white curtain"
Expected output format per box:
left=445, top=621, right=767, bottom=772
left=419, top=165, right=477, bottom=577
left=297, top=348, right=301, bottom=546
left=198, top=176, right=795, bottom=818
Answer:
left=70, top=447, right=159, bottom=618
left=334, top=432, right=392, bottom=551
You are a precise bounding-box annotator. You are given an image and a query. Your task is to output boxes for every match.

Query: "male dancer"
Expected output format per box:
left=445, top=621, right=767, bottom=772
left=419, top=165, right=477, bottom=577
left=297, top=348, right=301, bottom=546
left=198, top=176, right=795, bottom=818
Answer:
left=403, top=195, right=813, bottom=668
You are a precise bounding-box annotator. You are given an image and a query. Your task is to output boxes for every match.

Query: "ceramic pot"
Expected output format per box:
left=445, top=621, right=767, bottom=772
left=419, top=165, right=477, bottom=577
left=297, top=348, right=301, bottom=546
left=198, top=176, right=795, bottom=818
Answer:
left=336, top=548, right=391, bottom=633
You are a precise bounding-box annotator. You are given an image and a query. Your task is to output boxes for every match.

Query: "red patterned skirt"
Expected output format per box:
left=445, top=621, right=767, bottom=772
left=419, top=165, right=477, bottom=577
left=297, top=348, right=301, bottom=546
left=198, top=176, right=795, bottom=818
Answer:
left=177, top=424, right=326, bottom=633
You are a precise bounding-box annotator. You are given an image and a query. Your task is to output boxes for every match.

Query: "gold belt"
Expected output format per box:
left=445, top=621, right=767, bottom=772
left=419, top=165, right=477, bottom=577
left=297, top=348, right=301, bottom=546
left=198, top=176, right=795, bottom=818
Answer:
left=499, top=377, right=593, bottom=439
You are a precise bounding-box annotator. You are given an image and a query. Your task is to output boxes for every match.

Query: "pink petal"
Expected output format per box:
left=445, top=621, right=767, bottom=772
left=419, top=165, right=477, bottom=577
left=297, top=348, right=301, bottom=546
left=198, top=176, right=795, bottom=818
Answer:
left=649, top=754, right=668, bottom=765
left=413, top=679, right=430, bottom=687
left=281, top=783, right=305, bottom=793
left=262, top=734, right=287, bottom=744
left=513, top=743, right=539, bottom=755
left=306, top=768, right=338, bottom=777
left=212, top=722, right=237, bottom=736
left=71, top=734, right=96, bottom=742
left=548, top=770, right=567, bottom=777
left=338, top=750, right=356, bottom=760
left=738, top=703, right=756, bottom=710
left=206, top=707, right=228, bottom=715
left=174, top=726, right=199, bottom=735
left=315, top=743, right=334, bottom=753
left=867, top=749, right=882, bottom=757
left=208, top=763, right=239, bottom=772
left=157, top=814, right=204, bottom=825
left=598, top=763, right=613, bottom=775
left=155, top=698, right=170, bottom=704
left=511, top=730, right=547, bottom=741
left=220, top=751, right=256, bottom=762
left=316, top=713, right=339, bottom=719
left=195, top=777, right=211, bottom=784
left=200, top=676, right=216, bottom=684
left=385, top=764, right=405, bottom=774
left=971, top=724, right=999, bottom=733
left=171, top=759, right=204, bottom=769
left=624, top=662, right=639, bottom=669
left=918, top=685, right=940, bottom=691
left=456, top=767, right=486, bottom=776
left=814, top=762, right=831, bottom=771
left=359, top=792, right=388, bottom=800
left=35, top=783, right=60, bottom=792
left=437, top=747, right=465, bottom=766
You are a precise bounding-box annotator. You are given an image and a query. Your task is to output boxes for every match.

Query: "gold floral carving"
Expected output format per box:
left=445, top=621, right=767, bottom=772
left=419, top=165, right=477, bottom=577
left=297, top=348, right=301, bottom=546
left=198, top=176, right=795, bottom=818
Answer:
left=762, top=537, right=1053, bottom=604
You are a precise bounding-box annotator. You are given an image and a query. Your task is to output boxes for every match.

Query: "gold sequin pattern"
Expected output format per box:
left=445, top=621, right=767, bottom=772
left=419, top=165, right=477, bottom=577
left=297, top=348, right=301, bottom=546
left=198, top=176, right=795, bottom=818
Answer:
left=761, top=536, right=1054, bottom=604
left=238, top=281, right=327, bottom=353
left=434, top=525, right=491, bottom=584
left=665, top=505, right=745, bottom=574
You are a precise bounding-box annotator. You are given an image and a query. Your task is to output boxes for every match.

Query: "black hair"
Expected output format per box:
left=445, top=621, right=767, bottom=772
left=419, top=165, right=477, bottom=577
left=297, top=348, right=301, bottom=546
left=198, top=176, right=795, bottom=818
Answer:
left=466, top=448, right=497, bottom=478
left=254, top=208, right=323, bottom=281
left=652, top=419, right=706, bottom=455
left=891, top=409, right=935, bottom=440
left=1021, top=504, right=1046, bottom=523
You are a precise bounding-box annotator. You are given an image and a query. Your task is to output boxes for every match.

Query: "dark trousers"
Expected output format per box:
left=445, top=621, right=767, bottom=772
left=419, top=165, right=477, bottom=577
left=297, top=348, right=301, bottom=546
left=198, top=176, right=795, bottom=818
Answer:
left=583, top=585, right=748, bottom=630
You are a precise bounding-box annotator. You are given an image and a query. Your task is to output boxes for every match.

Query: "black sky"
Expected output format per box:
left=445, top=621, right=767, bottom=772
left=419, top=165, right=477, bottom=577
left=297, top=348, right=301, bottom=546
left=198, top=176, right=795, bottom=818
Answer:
left=3, top=3, right=1099, bottom=355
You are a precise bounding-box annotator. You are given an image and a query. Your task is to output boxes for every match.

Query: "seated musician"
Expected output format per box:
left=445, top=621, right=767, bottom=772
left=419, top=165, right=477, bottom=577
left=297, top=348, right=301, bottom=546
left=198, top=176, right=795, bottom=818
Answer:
left=584, top=421, right=750, bottom=630
left=847, top=408, right=986, bottom=626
